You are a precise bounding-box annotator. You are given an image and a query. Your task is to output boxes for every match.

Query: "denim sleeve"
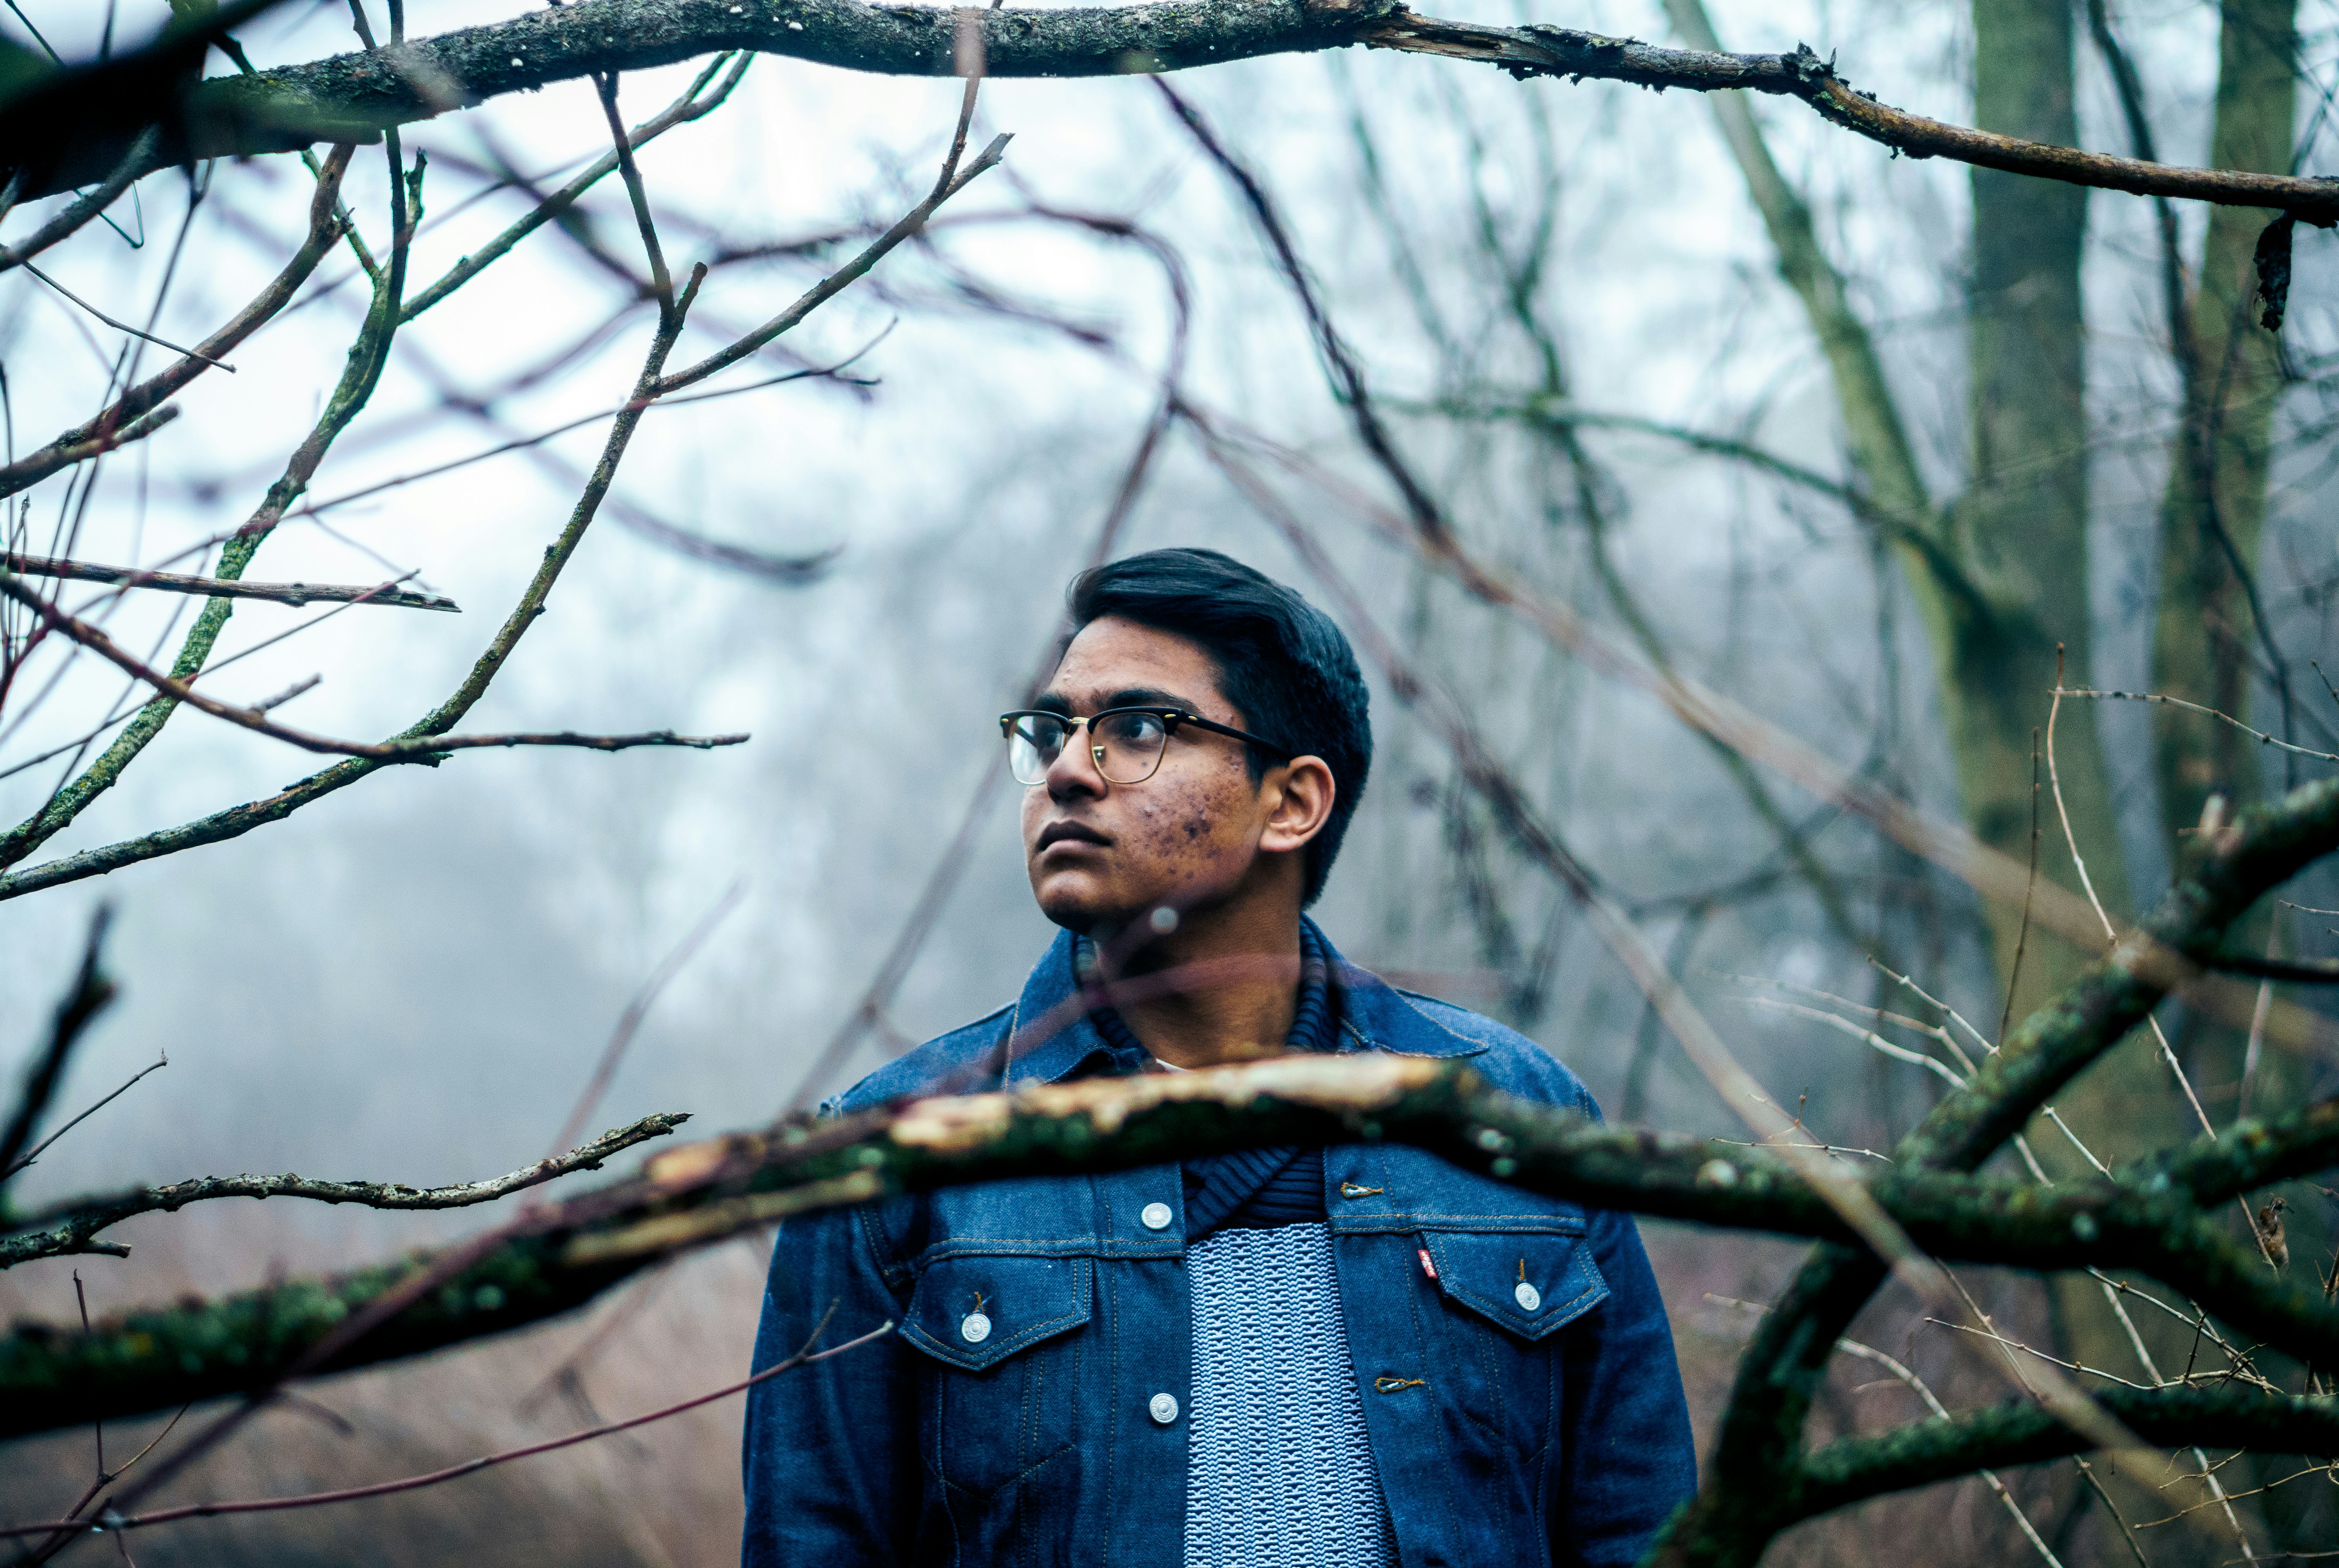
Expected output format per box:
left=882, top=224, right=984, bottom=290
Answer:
left=1554, top=1203, right=1698, bottom=1567
left=741, top=1198, right=916, bottom=1566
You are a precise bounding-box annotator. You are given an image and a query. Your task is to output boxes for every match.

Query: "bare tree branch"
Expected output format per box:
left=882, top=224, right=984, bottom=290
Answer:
left=0, top=571, right=740, bottom=760
left=2, top=554, right=457, bottom=612
left=16, top=1, right=2339, bottom=221
left=1, top=1112, right=690, bottom=1269
left=0, top=406, right=181, bottom=499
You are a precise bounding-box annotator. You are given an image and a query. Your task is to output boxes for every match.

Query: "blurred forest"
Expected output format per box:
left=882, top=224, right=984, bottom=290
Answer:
left=1, top=0, right=2337, bottom=1562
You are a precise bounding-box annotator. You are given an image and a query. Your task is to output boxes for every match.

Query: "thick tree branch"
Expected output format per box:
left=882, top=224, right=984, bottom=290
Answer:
left=1787, top=1386, right=2339, bottom=1522
left=1904, top=775, right=2339, bottom=1169
left=1648, top=784, right=2339, bottom=1563
left=0, top=0, right=282, bottom=214
left=11, top=0, right=2337, bottom=221
left=0, top=128, right=162, bottom=272
left=6, top=1046, right=2337, bottom=1438
left=0, top=1113, right=690, bottom=1269
left=1373, top=16, right=2339, bottom=218
left=1, top=554, right=457, bottom=612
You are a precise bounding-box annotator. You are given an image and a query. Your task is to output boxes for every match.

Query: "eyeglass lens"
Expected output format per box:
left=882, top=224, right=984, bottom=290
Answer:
left=1006, top=711, right=1172, bottom=785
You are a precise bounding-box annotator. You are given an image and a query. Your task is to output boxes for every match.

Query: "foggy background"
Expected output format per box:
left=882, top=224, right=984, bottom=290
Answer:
left=3, top=0, right=2337, bottom=1560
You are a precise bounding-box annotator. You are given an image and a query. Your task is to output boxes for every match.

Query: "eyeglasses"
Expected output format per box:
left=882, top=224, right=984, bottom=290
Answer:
left=999, top=706, right=1294, bottom=786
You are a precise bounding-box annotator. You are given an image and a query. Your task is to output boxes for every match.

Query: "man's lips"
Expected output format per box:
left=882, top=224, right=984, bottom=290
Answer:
left=1036, top=821, right=1111, bottom=853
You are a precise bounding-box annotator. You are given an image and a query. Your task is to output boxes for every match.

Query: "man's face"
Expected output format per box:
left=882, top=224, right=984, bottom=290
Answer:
left=1020, top=616, right=1289, bottom=933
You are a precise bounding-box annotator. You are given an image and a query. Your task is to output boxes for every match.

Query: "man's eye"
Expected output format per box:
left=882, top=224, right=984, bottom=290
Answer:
left=1018, top=717, right=1069, bottom=752
left=1099, top=712, right=1166, bottom=747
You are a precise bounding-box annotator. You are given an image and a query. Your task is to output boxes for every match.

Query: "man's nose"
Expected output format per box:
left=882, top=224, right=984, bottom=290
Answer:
left=1045, top=730, right=1107, bottom=799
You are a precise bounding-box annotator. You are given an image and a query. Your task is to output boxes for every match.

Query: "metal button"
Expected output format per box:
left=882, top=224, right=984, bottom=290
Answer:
left=1148, top=1392, right=1180, bottom=1425
left=1514, top=1281, right=1542, bottom=1312
left=1140, top=1201, right=1174, bottom=1231
left=960, top=1312, right=992, bottom=1344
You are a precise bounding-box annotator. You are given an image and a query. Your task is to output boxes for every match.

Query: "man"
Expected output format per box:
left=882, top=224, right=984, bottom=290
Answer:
left=743, top=548, right=1695, bottom=1566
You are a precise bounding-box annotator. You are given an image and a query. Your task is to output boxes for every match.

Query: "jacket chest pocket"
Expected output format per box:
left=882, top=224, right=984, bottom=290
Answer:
left=1423, top=1228, right=1608, bottom=1339
left=900, top=1253, right=1095, bottom=1499
left=1418, top=1228, right=1608, bottom=1448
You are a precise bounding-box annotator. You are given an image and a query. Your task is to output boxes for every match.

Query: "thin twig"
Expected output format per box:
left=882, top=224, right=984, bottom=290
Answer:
left=20, top=265, right=234, bottom=370
left=551, top=885, right=743, bottom=1157
left=0, top=571, right=744, bottom=760
left=654, top=88, right=1009, bottom=395
left=593, top=73, right=673, bottom=312
left=294, top=349, right=885, bottom=522
left=0, top=1053, right=165, bottom=1186
left=2056, top=688, right=2339, bottom=765
left=2000, top=729, right=2042, bottom=1045
left=1834, top=1337, right=2067, bottom=1566
left=1923, top=1318, right=2156, bottom=1390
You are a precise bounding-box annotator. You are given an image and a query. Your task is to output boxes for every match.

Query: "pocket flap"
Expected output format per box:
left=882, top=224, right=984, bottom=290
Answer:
left=900, top=1254, right=1093, bottom=1371
left=1424, top=1229, right=1607, bottom=1341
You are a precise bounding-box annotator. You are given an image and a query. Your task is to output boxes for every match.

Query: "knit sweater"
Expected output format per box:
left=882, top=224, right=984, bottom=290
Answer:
left=1078, top=928, right=1397, bottom=1567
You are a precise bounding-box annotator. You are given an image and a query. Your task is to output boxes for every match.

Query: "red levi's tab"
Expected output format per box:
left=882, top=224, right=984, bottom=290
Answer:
left=1417, top=1247, right=1439, bottom=1281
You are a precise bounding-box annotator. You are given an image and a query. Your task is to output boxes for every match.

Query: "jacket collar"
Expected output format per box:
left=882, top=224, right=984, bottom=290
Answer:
left=1002, top=918, right=1492, bottom=1087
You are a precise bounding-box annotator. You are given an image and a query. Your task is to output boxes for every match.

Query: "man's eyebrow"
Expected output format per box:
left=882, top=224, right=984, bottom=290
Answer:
left=1030, top=687, right=1195, bottom=715
left=1103, top=687, right=1191, bottom=710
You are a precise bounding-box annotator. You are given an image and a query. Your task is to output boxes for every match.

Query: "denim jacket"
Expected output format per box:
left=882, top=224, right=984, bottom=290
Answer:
left=743, top=924, right=1696, bottom=1567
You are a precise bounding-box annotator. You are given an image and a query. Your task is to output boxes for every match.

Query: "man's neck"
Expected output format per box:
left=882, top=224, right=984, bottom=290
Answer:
left=1091, top=902, right=1303, bottom=1071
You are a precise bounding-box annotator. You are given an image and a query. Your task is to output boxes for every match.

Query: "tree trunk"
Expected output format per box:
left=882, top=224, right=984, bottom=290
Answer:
left=1663, top=0, right=2130, bottom=1027
left=1962, top=0, right=2132, bottom=998
left=2150, top=0, right=2297, bottom=848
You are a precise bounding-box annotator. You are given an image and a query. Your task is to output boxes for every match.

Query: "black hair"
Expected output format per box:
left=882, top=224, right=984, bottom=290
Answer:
left=1065, top=547, right=1371, bottom=906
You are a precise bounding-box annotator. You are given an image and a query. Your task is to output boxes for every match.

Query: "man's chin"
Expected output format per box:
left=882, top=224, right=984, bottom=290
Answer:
left=1033, top=876, right=1131, bottom=937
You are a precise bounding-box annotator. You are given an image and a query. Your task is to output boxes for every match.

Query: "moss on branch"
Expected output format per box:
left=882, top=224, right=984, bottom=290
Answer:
left=5, top=1052, right=2336, bottom=1440
left=1791, top=1386, right=2339, bottom=1520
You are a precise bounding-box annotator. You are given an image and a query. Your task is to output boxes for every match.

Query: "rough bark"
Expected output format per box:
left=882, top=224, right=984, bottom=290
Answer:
left=4, top=1051, right=2335, bottom=1438
left=8, top=0, right=2339, bottom=217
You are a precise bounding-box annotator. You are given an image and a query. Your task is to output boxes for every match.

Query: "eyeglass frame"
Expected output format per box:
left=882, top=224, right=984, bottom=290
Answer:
left=998, top=705, right=1296, bottom=786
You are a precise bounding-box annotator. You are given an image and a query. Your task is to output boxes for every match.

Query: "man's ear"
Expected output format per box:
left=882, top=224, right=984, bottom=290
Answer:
left=1259, top=756, right=1336, bottom=855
